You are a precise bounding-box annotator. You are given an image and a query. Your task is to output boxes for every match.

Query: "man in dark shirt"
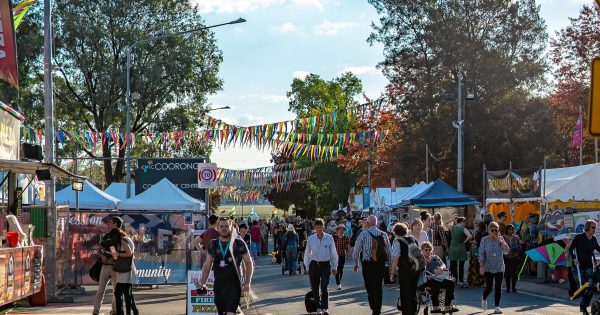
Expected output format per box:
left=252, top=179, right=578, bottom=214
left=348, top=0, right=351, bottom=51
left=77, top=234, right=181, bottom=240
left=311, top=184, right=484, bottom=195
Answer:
left=569, top=219, right=600, bottom=315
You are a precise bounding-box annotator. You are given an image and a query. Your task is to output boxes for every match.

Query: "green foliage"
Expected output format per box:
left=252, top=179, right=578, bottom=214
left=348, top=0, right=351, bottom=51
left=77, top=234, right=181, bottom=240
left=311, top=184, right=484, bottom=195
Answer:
left=266, top=73, right=363, bottom=218
left=368, top=0, right=556, bottom=194
left=51, top=0, right=223, bottom=184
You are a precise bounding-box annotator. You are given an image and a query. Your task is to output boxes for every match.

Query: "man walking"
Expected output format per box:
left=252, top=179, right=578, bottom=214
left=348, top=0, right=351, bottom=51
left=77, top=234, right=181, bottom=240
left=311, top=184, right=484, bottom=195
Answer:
left=249, top=221, right=262, bottom=259
left=93, top=216, right=123, bottom=315
left=304, top=219, right=338, bottom=315
left=198, top=218, right=254, bottom=315
left=569, top=220, right=600, bottom=315
left=352, top=215, right=391, bottom=315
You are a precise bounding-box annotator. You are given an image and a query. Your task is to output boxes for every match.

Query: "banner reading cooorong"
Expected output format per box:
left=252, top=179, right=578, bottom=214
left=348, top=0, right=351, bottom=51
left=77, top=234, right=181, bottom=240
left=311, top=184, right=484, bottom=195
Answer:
left=486, top=167, right=541, bottom=199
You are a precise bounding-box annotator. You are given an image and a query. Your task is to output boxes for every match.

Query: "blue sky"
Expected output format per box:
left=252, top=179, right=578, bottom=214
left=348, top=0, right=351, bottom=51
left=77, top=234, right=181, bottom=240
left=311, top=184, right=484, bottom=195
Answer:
left=193, top=0, right=594, bottom=170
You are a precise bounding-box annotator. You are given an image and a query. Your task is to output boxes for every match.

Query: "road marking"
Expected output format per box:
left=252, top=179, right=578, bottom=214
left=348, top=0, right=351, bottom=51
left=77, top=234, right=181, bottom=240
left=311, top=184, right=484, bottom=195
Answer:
left=518, top=290, right=574, bottom=303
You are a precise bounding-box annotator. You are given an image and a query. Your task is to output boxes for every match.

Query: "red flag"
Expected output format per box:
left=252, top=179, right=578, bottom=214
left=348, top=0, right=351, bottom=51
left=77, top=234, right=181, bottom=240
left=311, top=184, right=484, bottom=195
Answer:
left=573, top=108, right=583, bottom=147
left=0, top=0, right=18, bottom=87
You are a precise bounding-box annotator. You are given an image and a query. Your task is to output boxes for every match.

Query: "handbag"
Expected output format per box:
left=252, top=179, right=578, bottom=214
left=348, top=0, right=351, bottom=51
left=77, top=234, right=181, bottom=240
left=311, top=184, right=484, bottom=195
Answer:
left=113, top=256, right=133, bottom=273
left=89, top=259, right=102, bottom=282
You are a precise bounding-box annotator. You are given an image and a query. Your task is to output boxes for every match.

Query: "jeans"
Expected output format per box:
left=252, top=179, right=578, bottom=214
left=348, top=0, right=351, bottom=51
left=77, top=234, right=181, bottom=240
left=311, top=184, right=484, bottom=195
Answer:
left=335, top=255, right=346, bottom=285
left=285, top=246, right=297, bottom=275
left=362, top=261, right=385, bottom=314
left=93, top=264, right=116, bottom=314
left=114, top=283, right=138, bottom=315
left=309, top=261, right=331, bottom=310
left=251, top=241, right=261, bottom=258
left=483, top=272, right=503, bottom=307
left=450, top=260, right=465, bottom=283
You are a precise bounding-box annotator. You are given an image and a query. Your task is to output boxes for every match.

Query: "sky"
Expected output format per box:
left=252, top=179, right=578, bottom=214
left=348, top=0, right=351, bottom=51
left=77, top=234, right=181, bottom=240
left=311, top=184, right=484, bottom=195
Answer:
left=193, top=0, right=594, bottom=170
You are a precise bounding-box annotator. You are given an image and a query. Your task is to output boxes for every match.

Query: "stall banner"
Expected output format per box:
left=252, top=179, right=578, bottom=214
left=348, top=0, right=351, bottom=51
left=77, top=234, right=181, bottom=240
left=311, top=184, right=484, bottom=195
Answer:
left=136, top=158, right=206, bottom=200
left=65, top=211, right=193, bottom=285
left=362, top=186, right=371, bottom=209
left=0, top=0, right=18, bottom=88
left=540, top=210, right=568, bottom=238
left=187, top=270, right=216, bottom=314
left=486, top=167, right=541, bottom=199
left=0, top=103, right=21, bottom=160
left=572, top=211, right=600, bottom=236
left=0, top=246, right=42, bottom=305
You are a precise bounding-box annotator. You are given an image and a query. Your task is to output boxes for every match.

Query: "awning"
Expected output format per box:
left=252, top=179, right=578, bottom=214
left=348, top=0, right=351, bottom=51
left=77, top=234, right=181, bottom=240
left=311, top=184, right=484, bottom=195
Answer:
left=0, top=159, right=84, bottom=180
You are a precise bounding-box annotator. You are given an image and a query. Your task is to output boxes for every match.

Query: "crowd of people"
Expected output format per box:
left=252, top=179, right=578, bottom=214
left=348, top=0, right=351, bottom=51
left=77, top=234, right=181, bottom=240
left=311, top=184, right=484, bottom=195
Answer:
left=91, top=209, right=600, bottom=315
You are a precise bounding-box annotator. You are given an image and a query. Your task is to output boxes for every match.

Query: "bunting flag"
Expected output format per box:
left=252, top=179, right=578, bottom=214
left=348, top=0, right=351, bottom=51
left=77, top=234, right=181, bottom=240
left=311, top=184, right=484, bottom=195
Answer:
left=217, top=166, right=314, bottom=187
left=0, top=0, right=19, bottom=88
left=13, top=0, right=35, bottom=30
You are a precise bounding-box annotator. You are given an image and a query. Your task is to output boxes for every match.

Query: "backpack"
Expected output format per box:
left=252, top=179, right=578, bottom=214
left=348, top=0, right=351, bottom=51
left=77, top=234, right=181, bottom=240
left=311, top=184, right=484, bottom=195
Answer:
left=399, top=237, right=425, bottom=273
left=367, top=231, right=388, bottom=263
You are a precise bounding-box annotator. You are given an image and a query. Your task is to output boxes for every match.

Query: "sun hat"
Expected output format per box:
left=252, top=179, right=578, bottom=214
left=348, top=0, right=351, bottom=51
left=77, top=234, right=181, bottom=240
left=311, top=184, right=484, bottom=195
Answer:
left=287, top=224, right=295, bottom=231
left=336, top=224, right=347, bottom=231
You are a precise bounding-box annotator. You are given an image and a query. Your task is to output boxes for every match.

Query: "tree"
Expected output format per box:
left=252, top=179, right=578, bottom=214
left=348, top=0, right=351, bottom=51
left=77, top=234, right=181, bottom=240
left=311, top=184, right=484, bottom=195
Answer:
left=52, top=0, right=223, bottom=185
left=368, top=0, right=556, bottom=194
left=265, top=73, right=363, bottom=217
left=549, top=4, right=600, bottom=166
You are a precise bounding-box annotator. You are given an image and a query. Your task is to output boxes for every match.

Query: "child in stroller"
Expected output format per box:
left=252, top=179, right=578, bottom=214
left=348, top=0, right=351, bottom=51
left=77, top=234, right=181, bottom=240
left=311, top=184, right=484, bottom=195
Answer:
left=281, top=224, right=303, bottom=275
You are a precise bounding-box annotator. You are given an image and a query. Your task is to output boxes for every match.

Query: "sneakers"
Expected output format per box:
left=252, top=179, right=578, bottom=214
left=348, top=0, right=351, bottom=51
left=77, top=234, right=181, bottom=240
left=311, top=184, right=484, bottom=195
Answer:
left=481, top=297, right=488, bottom=311
left=316, top=309, right=323, bottom=315
left=494, top=306, right=503, bottom=314
left=337, top=284, right=342, bottom=290
left=322, top=309, right=329, bottom=315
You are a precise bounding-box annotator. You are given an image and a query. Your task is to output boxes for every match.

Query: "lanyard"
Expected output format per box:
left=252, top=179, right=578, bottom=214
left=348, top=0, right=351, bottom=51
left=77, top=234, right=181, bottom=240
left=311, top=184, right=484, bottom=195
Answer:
left=218, top=240, right=231, bottom=258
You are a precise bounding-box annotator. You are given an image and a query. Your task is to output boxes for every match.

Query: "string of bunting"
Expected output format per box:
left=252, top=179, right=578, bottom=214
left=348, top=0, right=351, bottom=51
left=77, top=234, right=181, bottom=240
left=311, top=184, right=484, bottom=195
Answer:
left=217, top=166, right=314, bottom=187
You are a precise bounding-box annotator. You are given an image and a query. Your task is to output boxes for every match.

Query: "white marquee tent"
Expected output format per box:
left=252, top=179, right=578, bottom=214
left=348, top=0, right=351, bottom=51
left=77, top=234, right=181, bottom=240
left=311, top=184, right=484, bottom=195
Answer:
left=116, top=178, right=205, bottom=211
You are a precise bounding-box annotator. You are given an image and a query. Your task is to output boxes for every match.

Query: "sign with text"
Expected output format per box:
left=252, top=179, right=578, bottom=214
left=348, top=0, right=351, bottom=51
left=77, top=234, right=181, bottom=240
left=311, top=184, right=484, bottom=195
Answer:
left=486, top=167, right=541, bottom=199
left=187, top=270, right=216, bottom=315
left=136, top=158, right=207, bottom=200
left=197, top=163, right=217, bottom=189
left=0, top=106, right=20, bottom=160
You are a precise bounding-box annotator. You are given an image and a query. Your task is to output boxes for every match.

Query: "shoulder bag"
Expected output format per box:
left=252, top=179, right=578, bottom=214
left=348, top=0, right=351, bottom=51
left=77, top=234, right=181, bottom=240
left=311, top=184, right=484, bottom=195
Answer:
left=113, top=241, right=133, bottom=273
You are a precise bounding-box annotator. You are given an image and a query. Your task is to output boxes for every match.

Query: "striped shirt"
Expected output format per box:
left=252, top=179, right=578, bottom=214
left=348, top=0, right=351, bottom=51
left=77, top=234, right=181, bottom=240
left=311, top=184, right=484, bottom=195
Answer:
left=430, top=223, right=447, bottom=247
left=333, top=235, right=350, bottom=256
left=352, top=226, right=391, bottom=263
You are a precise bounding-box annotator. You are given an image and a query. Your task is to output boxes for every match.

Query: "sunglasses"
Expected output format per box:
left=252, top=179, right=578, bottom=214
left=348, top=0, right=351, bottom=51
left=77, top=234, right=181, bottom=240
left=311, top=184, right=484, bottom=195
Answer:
left=489, top=229, right=498, bottom=232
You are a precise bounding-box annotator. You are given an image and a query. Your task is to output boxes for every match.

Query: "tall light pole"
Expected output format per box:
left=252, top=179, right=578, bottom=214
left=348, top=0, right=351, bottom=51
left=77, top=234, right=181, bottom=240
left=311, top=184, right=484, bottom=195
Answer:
left=125, top=18, right=246, bottom=198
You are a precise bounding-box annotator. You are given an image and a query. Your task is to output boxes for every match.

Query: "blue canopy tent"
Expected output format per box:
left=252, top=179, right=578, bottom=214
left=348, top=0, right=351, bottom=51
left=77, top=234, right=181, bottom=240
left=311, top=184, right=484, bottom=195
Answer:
left=405, top=179, right=479, bottom=208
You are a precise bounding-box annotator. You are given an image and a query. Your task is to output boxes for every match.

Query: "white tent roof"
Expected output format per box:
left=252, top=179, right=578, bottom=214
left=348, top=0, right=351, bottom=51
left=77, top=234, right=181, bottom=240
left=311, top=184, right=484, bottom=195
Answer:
left=55, top=180, right=120, bottom=210
left=543, top=163, right=600, bottom=202
left=116, top=178, right=205, bottom=211
left=376, top=187, right=412, bottom=206
left=105, top=182, right=135, bottom=200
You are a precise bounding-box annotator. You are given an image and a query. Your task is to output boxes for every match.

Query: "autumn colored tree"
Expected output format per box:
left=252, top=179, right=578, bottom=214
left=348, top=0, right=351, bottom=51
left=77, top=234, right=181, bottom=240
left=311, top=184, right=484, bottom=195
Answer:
left=549, top=4, right=600, bottom=166
left=368, top=0, right=557, bottom=194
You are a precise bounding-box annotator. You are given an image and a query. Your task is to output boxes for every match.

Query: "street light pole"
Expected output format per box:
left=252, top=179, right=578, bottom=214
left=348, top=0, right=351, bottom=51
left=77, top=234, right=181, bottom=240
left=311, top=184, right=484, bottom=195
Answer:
left=457, top=70, right=464, bottom=192
left=125, top=18, right=246, bottom=198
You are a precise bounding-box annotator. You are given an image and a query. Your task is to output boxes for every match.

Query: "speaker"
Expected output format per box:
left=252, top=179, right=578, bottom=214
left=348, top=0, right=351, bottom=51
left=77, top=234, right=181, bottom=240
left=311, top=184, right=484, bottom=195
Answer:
left=22, top=143, right=43, bottom=161
left=35, top=169, right=52, bottom=181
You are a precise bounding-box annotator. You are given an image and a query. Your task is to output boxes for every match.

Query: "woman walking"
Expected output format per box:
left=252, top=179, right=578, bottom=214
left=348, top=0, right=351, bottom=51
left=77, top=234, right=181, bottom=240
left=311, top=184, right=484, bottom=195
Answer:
left=502, top=224, right=521, bottom=293
left=333, top=224, right=350, bottom=290
left=282, top=224, right=299, bottom=275
left=479, top=222, right=510, bottom=314
left=110, top=228, right=138, bottom=315
left=409, top=218, right=429, bottom=244
left=448, top=217, right=472, bottom=288
left=389, top=223, right=419, bottom=315
left=431, top=213, right=450, bottom=263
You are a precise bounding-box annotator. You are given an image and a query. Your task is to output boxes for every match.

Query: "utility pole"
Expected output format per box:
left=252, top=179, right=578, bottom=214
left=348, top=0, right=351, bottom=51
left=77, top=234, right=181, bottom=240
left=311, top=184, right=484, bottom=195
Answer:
left=425, top=144, right=429, bottom=182
left=43, top=0, right=56, bottom=297
left=457, top=70, right=464, bottom=192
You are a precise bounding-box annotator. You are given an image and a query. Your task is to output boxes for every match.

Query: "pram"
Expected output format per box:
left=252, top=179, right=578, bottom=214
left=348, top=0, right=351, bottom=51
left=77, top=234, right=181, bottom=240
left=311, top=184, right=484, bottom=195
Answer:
left=281, top=240, right=307, bottom=275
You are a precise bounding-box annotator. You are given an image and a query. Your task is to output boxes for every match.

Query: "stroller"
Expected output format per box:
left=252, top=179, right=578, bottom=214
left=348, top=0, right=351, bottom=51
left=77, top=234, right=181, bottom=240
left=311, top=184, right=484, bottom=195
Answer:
left=281, top=240, right=306, bottom=275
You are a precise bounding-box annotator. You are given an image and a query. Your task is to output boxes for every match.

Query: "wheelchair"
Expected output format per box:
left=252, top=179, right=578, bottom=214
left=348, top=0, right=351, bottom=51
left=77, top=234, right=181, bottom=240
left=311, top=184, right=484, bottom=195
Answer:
left=414, top=271, right=458, bottom=315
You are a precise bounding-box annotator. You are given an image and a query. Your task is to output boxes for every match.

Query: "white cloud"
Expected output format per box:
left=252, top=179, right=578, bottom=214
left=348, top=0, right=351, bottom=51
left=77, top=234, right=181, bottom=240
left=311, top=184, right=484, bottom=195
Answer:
left=272, top=22, right=299, bottom=33
left=293, top=0, right=324, bottom=10
left=292, top=70, right=310, bottom=80
left=341, top=66, right=381, bottom=76
left=237, top=113, right=265, bottom=126
left=314, top=20, right=355, bottom=36
left=262, top=95, right=288, bottom=103
left=193, top=0, right=285, bottom=14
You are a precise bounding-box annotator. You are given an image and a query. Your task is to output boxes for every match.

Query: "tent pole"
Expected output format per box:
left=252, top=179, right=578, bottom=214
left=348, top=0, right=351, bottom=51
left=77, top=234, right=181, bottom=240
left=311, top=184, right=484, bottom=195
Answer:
left=542, top=156, right=547, bottom=217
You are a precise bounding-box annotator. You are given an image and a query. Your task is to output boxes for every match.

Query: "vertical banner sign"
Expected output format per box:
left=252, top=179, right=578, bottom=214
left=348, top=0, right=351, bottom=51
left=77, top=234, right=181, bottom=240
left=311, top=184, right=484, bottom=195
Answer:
left=0, top=0, right=18, bottom=88
left=187, top=270, right=216, bottom=314
left=391, top=178, right=396, bottom=192
left=362, top=186, right=371, bottom=209
left=197, top=163, right=217, bottom=189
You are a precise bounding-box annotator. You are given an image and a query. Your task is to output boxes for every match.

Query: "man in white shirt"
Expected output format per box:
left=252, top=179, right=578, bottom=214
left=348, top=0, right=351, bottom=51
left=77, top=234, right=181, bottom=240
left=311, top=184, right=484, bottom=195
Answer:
left=304, top=219, right=338, bottom=315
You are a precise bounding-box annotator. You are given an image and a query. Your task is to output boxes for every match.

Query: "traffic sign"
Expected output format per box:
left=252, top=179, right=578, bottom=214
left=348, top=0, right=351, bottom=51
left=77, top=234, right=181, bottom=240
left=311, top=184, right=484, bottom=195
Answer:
left=589, top=57, right=600, bottom=136
left=197, top=163, right=217, bottom=189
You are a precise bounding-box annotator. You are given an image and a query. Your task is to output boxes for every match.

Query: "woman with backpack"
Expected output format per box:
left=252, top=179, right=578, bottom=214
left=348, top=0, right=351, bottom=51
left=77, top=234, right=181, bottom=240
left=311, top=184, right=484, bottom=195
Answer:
left=282, top=224, right=299, bottom=275
left=448, top=216, right=472, bottom=288
left=389, top=222, right=420, bottom=315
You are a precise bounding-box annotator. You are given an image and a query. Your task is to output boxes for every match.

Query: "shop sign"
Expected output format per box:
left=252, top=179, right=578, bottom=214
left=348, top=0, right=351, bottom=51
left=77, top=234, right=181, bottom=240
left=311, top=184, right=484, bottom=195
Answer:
left=0, top=109, right=20, bottom=160
left=187, top=270, right=216, bottom=314
left=486, top=167, right=541, bottom=199
left=136, top=158, right=207, bottom=199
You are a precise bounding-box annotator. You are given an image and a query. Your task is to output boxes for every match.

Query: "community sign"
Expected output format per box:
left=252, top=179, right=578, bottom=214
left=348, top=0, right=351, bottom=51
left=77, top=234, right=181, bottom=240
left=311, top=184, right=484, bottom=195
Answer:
left=136, top=158, right=206, bottom=200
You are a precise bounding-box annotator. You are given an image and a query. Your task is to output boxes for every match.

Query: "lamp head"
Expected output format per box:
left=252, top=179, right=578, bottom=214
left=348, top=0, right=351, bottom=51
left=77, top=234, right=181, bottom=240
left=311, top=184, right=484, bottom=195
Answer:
left=230, top=18, right=246, bottom=25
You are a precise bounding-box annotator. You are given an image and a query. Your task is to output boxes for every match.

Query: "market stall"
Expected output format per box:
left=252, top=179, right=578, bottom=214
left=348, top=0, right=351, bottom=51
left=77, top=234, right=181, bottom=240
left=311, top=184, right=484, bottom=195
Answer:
left=104, top=182, right=135, bottom=200
left=54, top=180, right=119, bottom=210
left=69, top=178, right=205, bottom=285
